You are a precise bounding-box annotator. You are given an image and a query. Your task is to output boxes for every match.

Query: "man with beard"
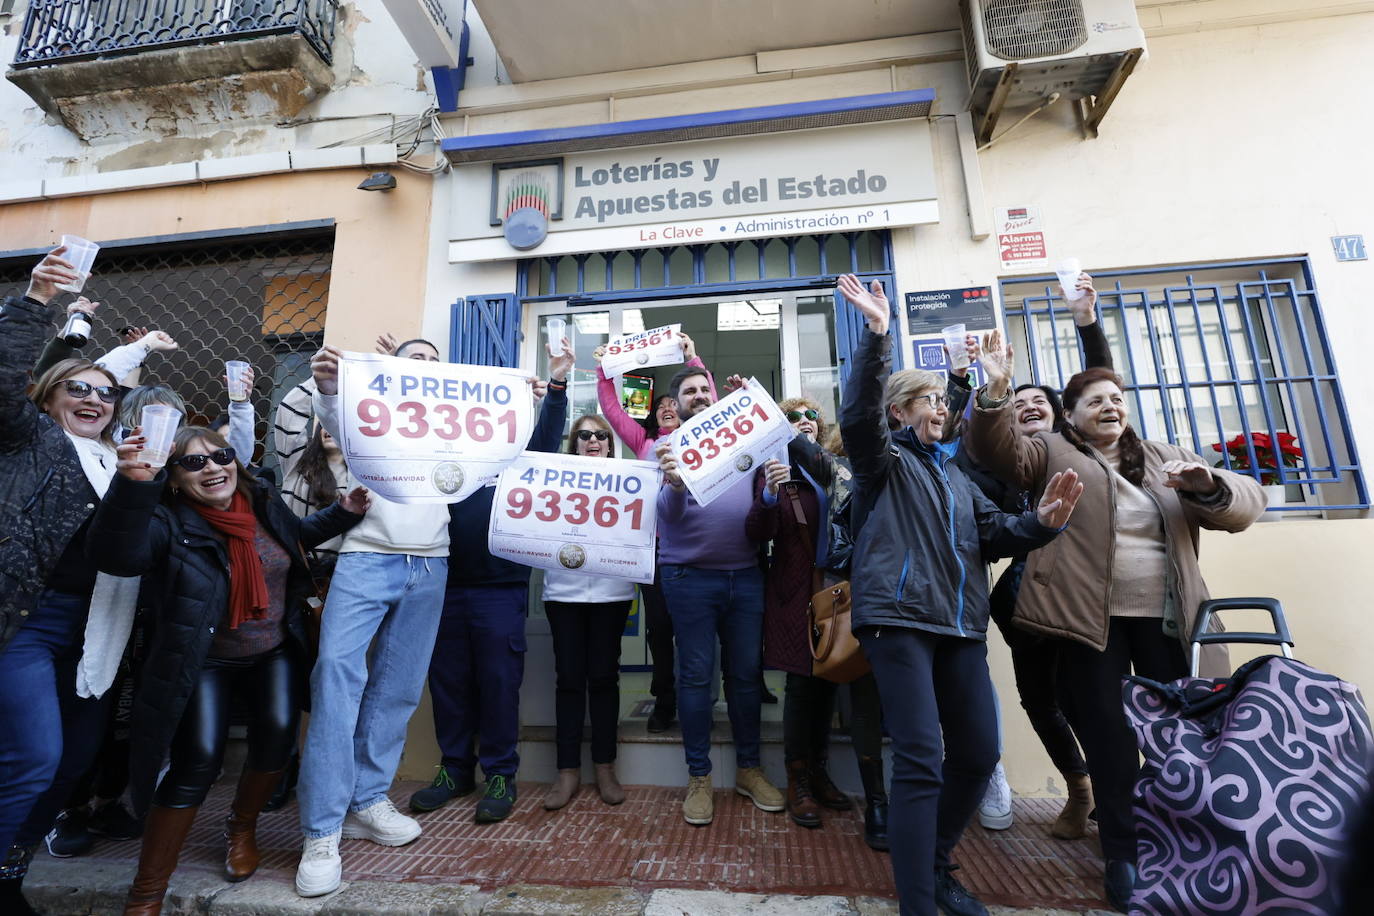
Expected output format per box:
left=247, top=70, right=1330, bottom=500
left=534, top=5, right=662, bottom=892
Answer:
left=654, top=367, right=785, bottom=826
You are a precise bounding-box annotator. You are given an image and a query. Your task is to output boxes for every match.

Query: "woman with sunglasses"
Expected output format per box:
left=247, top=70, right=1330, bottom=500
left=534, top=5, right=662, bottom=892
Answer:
left=0, top=250, right=156, bottom=916
left=89, top=425, right=368, bottom=914
left=540, top=414, right=639, bottom=810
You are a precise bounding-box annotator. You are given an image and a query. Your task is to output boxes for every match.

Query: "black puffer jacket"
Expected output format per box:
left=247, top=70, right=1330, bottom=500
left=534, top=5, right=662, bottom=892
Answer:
left=89, top=471, right=361, bottom=814
left=839, top=328, right=1062, bottom=639
left=0, top=294, right=101, bottom=654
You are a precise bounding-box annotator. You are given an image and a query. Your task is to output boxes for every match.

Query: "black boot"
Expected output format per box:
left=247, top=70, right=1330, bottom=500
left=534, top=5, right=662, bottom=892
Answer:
left=0, top=844, right=39, bottom=916
left=1104, top=859, right=1138, bottom=913
left=856, top=755, right=889, bottom=852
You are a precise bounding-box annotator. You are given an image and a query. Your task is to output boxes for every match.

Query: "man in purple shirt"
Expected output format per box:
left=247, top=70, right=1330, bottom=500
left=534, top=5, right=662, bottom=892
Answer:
left=654, top=367, right=785, bottom=826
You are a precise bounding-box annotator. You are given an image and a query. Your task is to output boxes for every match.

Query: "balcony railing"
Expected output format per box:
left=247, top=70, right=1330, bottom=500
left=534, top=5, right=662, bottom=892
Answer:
left=11, top=0, right=340, bottom=69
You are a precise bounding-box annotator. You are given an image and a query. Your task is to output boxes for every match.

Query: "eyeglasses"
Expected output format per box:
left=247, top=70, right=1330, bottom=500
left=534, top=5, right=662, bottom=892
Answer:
left=62, top=379, right=120, bottom=404
left=913, top=394, right=950, bottom=410
left=786, top=409, right=820, bottom=422
left=576, top=429, right=610, bottom=441
left=171, top=447, right=237, bottom=472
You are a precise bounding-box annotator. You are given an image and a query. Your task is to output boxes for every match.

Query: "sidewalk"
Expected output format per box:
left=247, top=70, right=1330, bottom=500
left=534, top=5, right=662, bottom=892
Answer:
left=23, top=778, right=1116, bottom=915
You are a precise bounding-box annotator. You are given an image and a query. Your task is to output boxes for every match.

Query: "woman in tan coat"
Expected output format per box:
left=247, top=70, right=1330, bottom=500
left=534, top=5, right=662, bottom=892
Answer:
left=967, top=331, right=1266, bottom=913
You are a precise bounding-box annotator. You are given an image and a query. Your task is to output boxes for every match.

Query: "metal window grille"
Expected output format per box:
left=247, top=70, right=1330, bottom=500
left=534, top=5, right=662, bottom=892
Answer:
left=12, top=0, right=339, bottom=69
left=1001, top=258, right=1367, bottom=515
left=1, top=226, right=334, bottom=481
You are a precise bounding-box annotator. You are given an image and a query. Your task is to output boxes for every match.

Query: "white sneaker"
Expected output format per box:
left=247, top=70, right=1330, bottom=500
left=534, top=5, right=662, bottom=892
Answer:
left=295, top=831, right=341, bottom=897
left=978, top=762, right=1014, bottom=830
left=342, top=797, right=422, bottom=846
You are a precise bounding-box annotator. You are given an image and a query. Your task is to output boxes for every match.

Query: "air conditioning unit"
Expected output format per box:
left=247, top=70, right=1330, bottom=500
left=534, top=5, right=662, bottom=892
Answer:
left=960, top=0, right=1146, bottom=114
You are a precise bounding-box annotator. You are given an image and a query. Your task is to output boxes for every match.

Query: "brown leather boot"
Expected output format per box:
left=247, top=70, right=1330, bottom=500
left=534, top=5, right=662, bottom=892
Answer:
left=1051, top=771, right=1094, bottom=840
left=123, top=805, right=199, bottom=915
left=594, top=763, right=626, bottom=805
left=808, top=758, right=854, bottom=811
left=224, top=769, right=283, bottom=881
left=785, top=759, right=821, bottom=828
left=542, top=769, right=580, bottom=810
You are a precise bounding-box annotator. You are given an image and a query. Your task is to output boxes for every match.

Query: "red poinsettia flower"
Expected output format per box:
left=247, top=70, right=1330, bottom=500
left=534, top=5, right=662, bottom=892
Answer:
left=1209, top=431, right=1303, bottom=483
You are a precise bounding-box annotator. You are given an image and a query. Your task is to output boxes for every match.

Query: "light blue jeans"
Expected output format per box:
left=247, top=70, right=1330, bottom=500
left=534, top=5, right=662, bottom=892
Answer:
left=298, top=552, right=447, bottom=838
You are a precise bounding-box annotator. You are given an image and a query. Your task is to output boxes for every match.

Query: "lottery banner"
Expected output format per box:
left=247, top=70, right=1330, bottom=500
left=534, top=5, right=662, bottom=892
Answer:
left=671, top=378, right=794, bottom=507
left=599, top=323, right=683, bottom=376
left=336, top=351, right=534, bottom=503
left=488, top=452, right=661, bottom=583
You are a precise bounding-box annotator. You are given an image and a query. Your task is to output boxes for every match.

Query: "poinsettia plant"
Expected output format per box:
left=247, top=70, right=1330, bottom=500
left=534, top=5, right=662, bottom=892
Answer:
left=1211, top=432, right=1302, bottom=485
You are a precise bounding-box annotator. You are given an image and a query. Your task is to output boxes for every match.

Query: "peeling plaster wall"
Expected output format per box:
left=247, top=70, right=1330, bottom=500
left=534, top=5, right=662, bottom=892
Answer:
left=0, top=0, right=434, bottom=181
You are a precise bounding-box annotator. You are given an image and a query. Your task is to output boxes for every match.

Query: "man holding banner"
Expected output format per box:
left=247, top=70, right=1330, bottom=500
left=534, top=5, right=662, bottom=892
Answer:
left=653, top=366, right=790, bottom=826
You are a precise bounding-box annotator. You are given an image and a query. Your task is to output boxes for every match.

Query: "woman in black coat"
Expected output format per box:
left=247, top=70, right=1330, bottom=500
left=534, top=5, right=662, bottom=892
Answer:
left=93, top=425, right=367, bottom=915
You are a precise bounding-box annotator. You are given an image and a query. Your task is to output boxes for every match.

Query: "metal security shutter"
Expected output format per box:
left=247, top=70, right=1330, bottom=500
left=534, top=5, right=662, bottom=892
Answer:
left=454, top=293, right=521, bottom=367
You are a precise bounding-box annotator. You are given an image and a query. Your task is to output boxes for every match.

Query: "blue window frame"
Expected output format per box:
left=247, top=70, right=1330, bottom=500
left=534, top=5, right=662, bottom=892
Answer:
left=1000, top=258, right=1366, bottom=515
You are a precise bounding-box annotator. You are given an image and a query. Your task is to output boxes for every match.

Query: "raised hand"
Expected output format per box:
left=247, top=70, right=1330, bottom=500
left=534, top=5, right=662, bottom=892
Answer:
left=980, top=329, right=1015, bottom=398
left=339, top=486, right=372, bottom=515
left=762, top=458, right=790, bottom=497
left=1068, top=272, right=1099, bottom=326
left=548, top=338, right=574, bottom=382
left=655, top=438, right=684, bottom=490
left=68, top=296, right=100, bottom=317
left=311, top=345, right=342, bottom=396
left=1161, top=459, right=1219, bottom=495
left=592, top=344, right=607, bottom=365
left=1036, top=469, right=1084, bottom=528
left=376, top=332, right=399, bottom=356
left=723, top=374, right=746, bottom=395
left=836, top=273, right=889, bottom=334
left=27, top=246, right=79, bottom=305
left=115, top=431, right=158, bottom=482
left=679, top=332, right=697, bottom=362
left=143, top=330, right=178, bottom=352
left=122, top=326, right=149, bottom=344
left=528, top=376, right=548, bottom=404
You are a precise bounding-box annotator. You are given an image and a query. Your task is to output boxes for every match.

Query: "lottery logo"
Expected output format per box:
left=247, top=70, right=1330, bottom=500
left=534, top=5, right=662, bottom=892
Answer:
left=432, top=462, right=465, bottom=496
left=636, top=352, right=650, bottom=365
left=558, top=543, right=587, bottom=570
left=734, top=454, right=754, bottom=473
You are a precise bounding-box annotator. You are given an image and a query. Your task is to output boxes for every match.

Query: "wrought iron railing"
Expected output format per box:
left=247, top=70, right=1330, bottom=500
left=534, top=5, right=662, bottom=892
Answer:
left=12, top=0, right=340, bottom=68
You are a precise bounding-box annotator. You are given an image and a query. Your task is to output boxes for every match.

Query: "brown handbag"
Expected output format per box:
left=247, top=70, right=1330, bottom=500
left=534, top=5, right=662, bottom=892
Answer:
left=296, top=540, right=330, bottom=658
left=783, top=486, right=871, bottom=683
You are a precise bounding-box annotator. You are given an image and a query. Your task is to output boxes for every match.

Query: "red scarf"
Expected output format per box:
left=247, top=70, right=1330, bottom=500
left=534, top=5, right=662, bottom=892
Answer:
left=190, top=490, right=268, bottom=629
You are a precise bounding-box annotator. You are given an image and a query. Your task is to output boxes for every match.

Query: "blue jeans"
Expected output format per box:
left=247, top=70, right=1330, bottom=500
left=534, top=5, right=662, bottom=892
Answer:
left=660, top=565, right=765, bottom=777
left=0, top=589, right=109, bottom=851
left=428, top=583, right=528, bottom=778
left=298, top=553, right=447, bottom=838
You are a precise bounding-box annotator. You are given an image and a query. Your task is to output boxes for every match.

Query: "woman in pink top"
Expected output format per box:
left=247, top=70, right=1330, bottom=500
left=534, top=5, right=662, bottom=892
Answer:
left=593, top=333, right=717, bottom=460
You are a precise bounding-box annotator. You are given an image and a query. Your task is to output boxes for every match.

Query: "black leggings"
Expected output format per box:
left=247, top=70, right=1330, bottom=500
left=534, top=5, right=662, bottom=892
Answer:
left=639, top=571, right=676, bottom=710
left=545, top=600, right=633, bottom=769
left=155, top=645, right=300, bottom=809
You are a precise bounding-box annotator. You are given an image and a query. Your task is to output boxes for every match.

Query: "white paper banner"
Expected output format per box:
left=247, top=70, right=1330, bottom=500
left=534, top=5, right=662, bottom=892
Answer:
left=488, top=452, right=661, bottom=583
left=337, top=352, right=535, bottom=503
left=671, top=378, right=794, bottom=507
left=599, top=323, right=682, bottom=377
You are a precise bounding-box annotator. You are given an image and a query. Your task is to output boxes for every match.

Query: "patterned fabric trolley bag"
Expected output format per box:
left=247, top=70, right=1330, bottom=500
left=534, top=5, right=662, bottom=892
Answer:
left=1123, top=598, right=1373, bottom=916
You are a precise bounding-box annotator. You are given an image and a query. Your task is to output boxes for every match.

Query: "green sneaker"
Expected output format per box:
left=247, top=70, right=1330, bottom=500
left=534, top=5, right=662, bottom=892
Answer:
left=408, top=764, right=475, bottom=813
left=474, top=774, right=518, bottom=823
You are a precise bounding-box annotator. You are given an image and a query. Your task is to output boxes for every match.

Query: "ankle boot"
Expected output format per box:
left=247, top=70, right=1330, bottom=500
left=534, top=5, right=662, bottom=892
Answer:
left=856, top=755, right=889, bottom=851
left=785, top=759, right=822, bottom=828
left=594, top=763, right=626, bottom=805
left=0, top=844, right=38, bottom=916
left=542, top=769, right=580, bottom=810
left=225, top=769, right=283, bottom=881
left=1051, top=771, right=1094, bottom=840
left=124, top=805, right=199, bottom=915
left=808, top=758, right=853, bottom=811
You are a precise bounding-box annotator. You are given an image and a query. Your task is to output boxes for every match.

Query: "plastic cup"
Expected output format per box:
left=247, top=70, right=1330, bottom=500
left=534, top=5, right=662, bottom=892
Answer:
left=1056, top=257, right=1084, bottom=302
left=56, top=234, right=99, bottom=293
left=942, top=324, right=970, bottom=371
left=140, top=404, right=183, bottom=469
left=226, top=360, right=250, bottom=402
left=546, top=317, right=567, bottom=357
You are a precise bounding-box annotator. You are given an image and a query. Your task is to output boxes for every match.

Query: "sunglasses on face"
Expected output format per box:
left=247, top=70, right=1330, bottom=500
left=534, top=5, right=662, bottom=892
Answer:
left=914, top=394, right=950, bottom=410
left=62, top=379, right=120, bottom=404
left=576, top=429, right=610, bottom=441
left=171, top=447, right=237, bottom=472
left=786, top=409, right=819, bottom=423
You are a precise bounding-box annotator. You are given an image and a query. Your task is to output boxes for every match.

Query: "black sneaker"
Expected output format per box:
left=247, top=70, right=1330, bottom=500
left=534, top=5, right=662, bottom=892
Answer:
left=44, top=809, right=94, bottom=858
left=934, top=865, right=988, bottom=916
left=646, top=703, right=676, bottom=733
left=474, top=775, right=517, bottom=823
left=88, top=800, right=142, bottom=841
left=409, top=764, right=476, bottom=813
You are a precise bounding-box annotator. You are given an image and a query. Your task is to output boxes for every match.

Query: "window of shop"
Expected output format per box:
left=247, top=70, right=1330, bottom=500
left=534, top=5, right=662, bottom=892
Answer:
left=1000, top=258, right=1367, bottom=516
left=0, top=224, right=334, bottom=480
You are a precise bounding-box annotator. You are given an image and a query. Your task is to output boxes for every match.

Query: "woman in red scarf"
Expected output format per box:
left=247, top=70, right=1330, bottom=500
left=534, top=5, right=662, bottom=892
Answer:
left=91, top=426, right=369, bottom=915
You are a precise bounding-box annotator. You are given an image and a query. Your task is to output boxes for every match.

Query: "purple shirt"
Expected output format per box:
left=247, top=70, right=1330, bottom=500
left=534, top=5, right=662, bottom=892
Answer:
left=656, top=477, right=759, bottom=570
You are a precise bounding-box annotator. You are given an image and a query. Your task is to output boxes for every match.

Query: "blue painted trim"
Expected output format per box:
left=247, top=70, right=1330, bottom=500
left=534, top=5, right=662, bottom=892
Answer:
left=432, top=66, right=460, bottom=114
left=440, top=89, right=936, bottom=153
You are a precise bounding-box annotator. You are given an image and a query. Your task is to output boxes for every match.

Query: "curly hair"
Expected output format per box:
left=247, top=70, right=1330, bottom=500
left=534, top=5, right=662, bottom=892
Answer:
left=1061, top=368, right=1145, bottom=486
left=778, top=396, right=825, bottom=442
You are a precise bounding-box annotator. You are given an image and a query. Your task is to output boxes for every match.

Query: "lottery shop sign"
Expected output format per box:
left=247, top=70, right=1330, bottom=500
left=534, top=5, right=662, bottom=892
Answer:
left=671, top=378, right=794, bottom=507
left=336, top=352, right=535, bottom=503
left=599, top=323, right=682, bottom=376
left=489, top=452, right=660, bottom=583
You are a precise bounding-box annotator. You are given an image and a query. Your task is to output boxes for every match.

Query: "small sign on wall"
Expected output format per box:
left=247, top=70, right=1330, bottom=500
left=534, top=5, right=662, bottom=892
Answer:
left=905, top=286, right=996, bottom=336
left=912, top=339, right=985, bottom=389
left=995, top=206, right=1048, bottom=270
left=1332, top=235, right=1367, bottom=262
